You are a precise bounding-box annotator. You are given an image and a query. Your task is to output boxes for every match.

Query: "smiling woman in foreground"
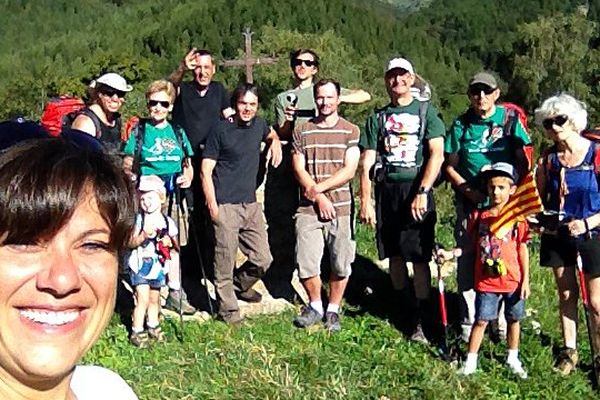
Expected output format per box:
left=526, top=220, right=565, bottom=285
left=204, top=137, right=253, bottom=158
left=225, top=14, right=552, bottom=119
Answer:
left=0, top=138, right=138, bottom=399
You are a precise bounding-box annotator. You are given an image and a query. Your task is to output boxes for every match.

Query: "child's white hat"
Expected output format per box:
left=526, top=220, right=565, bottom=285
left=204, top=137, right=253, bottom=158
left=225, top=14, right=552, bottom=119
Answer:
left=138, top=175, right=166, bottom=194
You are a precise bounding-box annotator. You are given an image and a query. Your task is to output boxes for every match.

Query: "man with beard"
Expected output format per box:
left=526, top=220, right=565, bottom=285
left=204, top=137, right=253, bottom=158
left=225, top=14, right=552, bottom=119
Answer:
left=291, top=79, right=360, bottom=333
left=201, top=84, right=282, bottom=324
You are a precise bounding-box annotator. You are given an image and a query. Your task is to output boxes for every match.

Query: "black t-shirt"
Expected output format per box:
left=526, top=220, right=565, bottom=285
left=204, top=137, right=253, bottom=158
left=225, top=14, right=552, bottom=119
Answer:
left=172, top=81, right=230, bottom=150
left=203, top=117, right=269, bottom=204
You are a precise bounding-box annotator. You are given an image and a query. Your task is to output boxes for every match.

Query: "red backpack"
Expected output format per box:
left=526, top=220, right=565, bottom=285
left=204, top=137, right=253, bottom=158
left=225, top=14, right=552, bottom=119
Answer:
left=40, top=96, right=86, bottom=136
left=501, top=102, right=533, bottom=169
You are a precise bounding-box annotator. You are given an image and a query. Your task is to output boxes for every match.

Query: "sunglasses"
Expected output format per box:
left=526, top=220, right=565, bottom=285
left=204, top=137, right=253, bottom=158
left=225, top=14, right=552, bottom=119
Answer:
left=99, top=88, right=126, bottom=98
left=542, top=114, right=569, bottom=130
left=468, top=84, right=496, bottom=96
left=148, top=100, right=171, bottom=108
left=292, top=58, right=318, bottom=68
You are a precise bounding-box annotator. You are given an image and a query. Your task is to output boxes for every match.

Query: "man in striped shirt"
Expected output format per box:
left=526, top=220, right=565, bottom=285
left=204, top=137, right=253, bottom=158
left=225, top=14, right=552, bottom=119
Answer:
left=291, top=79, right=360, bottom=333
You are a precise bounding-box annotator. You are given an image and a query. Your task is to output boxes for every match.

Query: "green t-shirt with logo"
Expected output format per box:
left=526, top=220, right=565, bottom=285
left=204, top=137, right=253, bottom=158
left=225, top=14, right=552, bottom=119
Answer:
left=123, top=121, right=194, bottom=177
left=444, top=105, right=531, bottom=182
left=361, top=100, right=445, bottom=182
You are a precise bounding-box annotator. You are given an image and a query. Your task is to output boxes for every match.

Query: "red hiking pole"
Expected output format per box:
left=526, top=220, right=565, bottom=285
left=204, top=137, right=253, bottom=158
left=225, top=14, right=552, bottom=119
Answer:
left=434, top=244, right=456, bottom=361
left=576, top=253, right=599, bottom=388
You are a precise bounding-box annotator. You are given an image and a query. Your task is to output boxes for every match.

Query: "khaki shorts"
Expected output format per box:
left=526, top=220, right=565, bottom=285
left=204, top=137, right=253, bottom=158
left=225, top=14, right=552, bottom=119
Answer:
left=295, top=213, right=355, bottom=279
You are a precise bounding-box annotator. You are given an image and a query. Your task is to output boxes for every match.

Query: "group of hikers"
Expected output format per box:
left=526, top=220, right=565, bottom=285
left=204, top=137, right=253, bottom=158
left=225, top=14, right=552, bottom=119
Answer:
left=14, top=46, right=600, bottom=383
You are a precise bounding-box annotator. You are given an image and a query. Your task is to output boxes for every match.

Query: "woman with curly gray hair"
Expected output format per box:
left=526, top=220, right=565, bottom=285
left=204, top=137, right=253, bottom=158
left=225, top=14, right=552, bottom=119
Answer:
left=535, top=93, right=600, bottom=376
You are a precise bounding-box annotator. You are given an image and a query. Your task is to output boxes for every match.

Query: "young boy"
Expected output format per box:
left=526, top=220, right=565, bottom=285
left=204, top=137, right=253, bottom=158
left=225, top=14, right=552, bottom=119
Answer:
left=128, top=175, right=179, bottom=348
left=439, top=162, right=530, bottom=378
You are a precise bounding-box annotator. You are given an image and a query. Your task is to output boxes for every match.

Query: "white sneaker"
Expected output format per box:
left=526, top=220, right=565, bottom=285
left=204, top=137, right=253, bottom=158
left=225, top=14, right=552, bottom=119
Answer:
left=458, top=362, right=477, bottom=376
left=506, top=359, right=528, bottom=379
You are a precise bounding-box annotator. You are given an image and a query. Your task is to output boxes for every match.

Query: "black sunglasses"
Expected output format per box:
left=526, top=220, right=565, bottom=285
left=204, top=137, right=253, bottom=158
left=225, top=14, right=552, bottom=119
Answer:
left=99, top=87, right=126, bottom=98
left=292, top=58, right=318, bottom=68
left=542, top=114, right=569, bottom=130
left=148, top=100, right=171, bottom=108
left=468, top=84, right=496, bottom=96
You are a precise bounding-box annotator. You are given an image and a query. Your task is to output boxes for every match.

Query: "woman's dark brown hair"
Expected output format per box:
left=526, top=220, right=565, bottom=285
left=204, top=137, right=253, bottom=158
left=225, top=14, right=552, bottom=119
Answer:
left=0, top=138, right=136, bottom=254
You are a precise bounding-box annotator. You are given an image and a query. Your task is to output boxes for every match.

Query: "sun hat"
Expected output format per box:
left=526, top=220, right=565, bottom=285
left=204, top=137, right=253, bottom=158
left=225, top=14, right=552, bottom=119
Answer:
left=138, top=175, right=166, bottom=194
left=479, top=162, right=518, bottom=183
left=469, top=72, right=498, bottom=89
left=90, top=73, right=133, bottom=92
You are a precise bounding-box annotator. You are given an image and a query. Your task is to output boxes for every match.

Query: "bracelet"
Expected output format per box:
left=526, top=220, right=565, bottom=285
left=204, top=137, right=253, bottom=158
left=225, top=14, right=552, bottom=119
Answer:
left=584, top=218, right=590, bottom=235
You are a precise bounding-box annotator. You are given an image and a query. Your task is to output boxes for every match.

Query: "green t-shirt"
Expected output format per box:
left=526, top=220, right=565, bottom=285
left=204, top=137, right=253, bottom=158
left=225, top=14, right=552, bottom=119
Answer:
left=444, top=105, right=531, bottom=182
left=361, top=100, right=446, bottom=182
left=123, top=121, right=194, bottom=176
left=274, top=85, right=351, bottom=127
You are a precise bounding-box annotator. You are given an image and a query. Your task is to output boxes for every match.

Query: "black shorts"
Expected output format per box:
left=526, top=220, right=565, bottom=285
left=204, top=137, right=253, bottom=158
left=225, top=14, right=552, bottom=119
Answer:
left=375, top=180, right=436, bottom=262
left=540, top=233, right=600, bottom=277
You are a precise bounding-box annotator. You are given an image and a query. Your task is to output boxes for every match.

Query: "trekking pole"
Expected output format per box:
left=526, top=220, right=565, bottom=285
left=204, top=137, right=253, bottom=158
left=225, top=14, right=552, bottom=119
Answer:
left=576, top=253, right=599, bottom=388
left=178, top=185, right=215, bottom=316
left=433, top=243, right=452, bottom=361
left=167, top=178, right=184, bottom=342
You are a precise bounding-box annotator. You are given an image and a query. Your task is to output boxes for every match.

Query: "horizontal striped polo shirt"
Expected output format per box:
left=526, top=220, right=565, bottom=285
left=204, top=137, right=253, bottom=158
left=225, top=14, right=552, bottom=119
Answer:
left=292, top=117, right=360, bottom=216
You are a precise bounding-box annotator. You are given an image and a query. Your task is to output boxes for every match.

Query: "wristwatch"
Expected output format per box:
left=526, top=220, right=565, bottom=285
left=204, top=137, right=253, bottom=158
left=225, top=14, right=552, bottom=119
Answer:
left=417, top=186, right=430, bottom=195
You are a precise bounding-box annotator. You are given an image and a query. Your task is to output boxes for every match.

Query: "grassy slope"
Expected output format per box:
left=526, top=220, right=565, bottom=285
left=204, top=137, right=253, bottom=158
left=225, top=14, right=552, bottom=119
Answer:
left=85, top=222, right=599, bottom=399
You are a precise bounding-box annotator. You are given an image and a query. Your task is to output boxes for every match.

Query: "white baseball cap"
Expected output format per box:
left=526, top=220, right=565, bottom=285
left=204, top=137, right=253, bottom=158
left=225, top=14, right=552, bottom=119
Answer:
left=90, top=72, right=133, bottom=92
left=386, top=57, right=414, bottom=74
left=480, top=162, right=518, bottom=183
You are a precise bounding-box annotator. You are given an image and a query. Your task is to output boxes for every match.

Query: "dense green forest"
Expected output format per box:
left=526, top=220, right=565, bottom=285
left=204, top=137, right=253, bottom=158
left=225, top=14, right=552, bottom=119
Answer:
left=2, top=0, right=599, bottom=145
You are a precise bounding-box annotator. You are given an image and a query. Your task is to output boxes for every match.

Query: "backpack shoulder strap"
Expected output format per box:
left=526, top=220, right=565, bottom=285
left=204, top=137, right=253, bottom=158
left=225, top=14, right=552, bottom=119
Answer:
left=502, top=106, right=517, bottom=137
left=172, top=123, right=190, bottom=158
left=132, top=118, right=147, bottom=178
left=418, top=100, right=430, bottom=141
left=80, top=108, right=103, bottom=138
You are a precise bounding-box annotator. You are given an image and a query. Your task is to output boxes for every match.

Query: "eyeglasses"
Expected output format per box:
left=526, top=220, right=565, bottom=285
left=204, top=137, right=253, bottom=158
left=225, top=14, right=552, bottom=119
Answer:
left=148, top=100, right=171, bottom=108
left=468, top=84, right=496, bottom=96
left=542, top=114, right=569, bottom=130
left=292, top=58, right=318, bottom=68
left=99, top=88, right=126, bottom=99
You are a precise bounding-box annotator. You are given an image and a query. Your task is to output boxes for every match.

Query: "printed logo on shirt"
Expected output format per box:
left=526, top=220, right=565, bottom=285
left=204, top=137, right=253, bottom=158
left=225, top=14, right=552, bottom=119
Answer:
left=383, top=113, right=421, bottom=167
left=145, top=138, right=181, bottom=162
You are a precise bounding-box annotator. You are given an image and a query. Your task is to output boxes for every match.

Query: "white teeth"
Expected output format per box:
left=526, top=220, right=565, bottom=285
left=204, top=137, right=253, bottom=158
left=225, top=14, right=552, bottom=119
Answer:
left=20, top=309, right=79, bottom=326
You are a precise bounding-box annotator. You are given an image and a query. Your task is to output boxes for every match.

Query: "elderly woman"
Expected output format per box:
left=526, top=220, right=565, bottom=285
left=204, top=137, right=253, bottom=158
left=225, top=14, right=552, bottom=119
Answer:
left=0, top=132, right=138, bottom=399
left=71, top=72, right=132, bottom=152
left=535, top=93, right=600, bottom=376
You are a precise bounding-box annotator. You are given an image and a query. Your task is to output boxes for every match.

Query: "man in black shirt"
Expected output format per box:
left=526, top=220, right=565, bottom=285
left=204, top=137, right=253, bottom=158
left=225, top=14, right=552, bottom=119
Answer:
left=201, top=84, right=282, bottom=324
left=168, top=49, right=235, bottom=314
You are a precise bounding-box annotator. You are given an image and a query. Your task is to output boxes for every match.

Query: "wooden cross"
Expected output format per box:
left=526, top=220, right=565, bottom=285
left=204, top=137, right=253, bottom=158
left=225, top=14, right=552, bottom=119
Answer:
left=221, top=28, right=278, bottom=84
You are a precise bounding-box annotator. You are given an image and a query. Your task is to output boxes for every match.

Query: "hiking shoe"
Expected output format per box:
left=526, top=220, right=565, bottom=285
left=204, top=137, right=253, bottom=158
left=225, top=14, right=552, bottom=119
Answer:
left=147, top=326, right=166, bottom=342
left=164, top=289, right=196, bottom=315
left=293, top=306, right=323, bottom=328
left=506, top=359, right=528, bottom=379
left=554, top=348, right=578, bottom=376
left=458, top=362, right=477, bottom=376
left=324, top=311, right=341, bottom=333
left=235, top=288, right=263, bottom=303
left=409, top=323, right=429, bottom=345
left=216, top=312, right=244, bottom=326
left=129, top=331, right=150, bottom=348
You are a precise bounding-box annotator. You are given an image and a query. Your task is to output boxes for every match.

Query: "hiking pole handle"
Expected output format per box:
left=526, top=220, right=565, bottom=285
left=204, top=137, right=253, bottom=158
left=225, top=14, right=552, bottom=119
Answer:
left=577, top=254, right=590, bottom=307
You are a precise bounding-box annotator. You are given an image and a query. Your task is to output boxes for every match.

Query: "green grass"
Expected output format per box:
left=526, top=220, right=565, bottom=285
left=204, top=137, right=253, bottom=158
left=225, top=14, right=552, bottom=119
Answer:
left=84, top=198, right=600, bottom=399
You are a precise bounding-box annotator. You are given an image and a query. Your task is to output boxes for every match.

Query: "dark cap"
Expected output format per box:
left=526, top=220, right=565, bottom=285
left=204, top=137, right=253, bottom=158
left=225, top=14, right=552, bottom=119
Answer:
left=469, top=72, right=498, bottom=89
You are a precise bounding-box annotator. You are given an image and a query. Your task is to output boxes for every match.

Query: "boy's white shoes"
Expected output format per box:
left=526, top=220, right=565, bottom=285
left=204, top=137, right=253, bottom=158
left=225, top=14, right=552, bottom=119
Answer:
left=458, top=362, right=477, bottom=376
left=506, top=359, right=528, bottom=379
left=458, top=359, right=527, bottom=379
